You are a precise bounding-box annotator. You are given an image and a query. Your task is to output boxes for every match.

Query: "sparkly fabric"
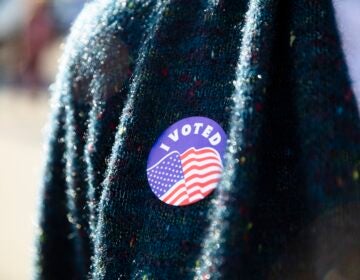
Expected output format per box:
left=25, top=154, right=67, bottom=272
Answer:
left=36, top=0, right=360, bottom=279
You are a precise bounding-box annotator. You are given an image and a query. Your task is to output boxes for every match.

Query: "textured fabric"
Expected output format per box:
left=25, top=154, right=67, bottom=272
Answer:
left=36, top=0, right=360, bottom=279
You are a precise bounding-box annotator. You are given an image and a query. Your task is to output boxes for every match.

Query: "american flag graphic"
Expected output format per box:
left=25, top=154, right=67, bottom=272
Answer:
left=147, top=147, right=223, bottom=206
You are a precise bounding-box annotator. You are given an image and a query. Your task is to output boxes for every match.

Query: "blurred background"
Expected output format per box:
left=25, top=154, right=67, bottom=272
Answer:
left=0, top=0, right=359, bottom=280
left=0, top=0, right=86, bottom=279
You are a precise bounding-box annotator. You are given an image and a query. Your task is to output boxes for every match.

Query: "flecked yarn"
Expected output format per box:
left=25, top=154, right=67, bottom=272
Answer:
left=36, top=0, right=360, bottom=279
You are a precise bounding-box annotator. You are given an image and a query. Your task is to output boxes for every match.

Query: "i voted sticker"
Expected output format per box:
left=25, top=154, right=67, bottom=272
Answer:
left=146, top=116, right=227, bottom=206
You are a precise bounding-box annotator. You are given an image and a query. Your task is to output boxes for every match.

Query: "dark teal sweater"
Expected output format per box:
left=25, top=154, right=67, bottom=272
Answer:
left=36, top=0, right=360, bottom=279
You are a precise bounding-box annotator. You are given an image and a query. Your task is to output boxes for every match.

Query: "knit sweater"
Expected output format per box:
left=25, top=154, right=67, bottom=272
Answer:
left=36, top=0, right=360, bottom=279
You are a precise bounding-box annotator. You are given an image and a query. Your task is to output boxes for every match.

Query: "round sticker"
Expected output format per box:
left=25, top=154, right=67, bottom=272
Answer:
left=146, top=116, right=227, bottom=206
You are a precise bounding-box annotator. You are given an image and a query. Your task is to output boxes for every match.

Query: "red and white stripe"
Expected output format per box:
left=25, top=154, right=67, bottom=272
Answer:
left=161, top=147, right=223, bottom=206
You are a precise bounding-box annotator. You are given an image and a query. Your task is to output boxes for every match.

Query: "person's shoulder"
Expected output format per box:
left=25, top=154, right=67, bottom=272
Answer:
left=53, top=0, right=155, bottom=104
